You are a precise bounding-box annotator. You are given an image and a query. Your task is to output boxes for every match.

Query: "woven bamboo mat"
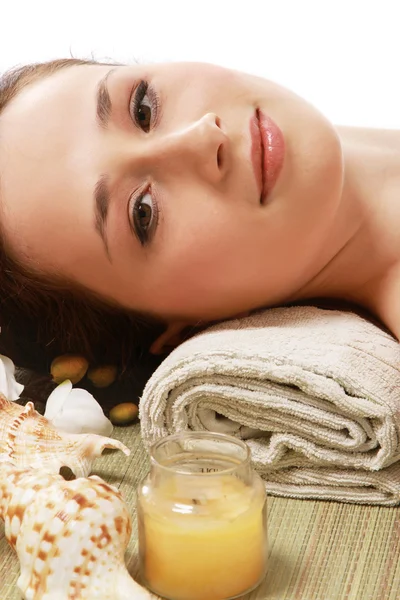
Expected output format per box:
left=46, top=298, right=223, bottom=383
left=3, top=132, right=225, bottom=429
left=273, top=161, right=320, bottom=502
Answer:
left=1, top=423, right=399, bottom=600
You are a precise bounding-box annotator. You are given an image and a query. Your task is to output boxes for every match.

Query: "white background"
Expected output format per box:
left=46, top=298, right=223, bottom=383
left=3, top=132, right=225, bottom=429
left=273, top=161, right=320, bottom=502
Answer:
left=1, top=0, right=400, bottom=127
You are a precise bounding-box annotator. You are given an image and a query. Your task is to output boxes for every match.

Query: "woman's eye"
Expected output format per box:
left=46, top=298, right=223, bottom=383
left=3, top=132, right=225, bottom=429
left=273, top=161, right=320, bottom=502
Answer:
left=132, top=191, right=155, bottom=245
left=136, top=93, right=151, bottom=131
left=130, top=80, right=159, bottom=133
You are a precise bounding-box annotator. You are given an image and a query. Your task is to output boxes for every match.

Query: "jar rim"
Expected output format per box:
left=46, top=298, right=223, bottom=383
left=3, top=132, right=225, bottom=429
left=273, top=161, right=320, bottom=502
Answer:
left=149, top=431, right=251, bottom=476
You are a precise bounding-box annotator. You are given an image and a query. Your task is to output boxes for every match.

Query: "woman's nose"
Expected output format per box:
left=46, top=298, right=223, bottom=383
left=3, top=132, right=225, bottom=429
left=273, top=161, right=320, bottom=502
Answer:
left=132, top=113, right=229, bottom=184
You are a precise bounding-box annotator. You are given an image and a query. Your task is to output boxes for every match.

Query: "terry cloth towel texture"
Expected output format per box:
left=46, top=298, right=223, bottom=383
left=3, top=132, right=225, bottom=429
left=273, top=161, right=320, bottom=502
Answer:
left=140, top=306, right=400, bottom=506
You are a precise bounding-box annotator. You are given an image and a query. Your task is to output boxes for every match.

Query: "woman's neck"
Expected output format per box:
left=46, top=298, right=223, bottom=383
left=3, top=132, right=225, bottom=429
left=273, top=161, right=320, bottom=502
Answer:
left=289, top=125, right=400, bottom=336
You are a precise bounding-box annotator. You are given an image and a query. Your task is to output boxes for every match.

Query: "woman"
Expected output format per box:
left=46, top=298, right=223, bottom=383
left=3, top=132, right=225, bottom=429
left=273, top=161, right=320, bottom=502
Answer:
left=0, top=57, right=399, bottom=396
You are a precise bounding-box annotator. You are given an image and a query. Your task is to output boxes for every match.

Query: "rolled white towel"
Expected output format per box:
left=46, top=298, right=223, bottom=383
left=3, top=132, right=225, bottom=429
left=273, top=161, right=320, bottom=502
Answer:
left=140, top=306, right=400, bottom=506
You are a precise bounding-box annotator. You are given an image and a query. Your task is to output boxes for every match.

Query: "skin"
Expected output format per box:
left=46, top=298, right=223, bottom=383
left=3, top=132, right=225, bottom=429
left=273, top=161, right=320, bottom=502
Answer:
left=0, top=62, right=400, bottom=352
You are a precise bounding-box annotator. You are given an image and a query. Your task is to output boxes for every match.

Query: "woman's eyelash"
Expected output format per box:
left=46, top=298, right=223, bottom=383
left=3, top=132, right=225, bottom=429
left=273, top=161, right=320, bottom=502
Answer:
left=130, top=186, right=160, bottom=246
left=128, top=80, right=161, bottom=245
left=129, top=80, right=161, bottom=132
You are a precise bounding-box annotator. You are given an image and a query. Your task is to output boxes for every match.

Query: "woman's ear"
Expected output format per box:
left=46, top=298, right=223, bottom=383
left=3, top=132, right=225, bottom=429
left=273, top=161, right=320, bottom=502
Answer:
left=149, top=322, right=192, bottom=355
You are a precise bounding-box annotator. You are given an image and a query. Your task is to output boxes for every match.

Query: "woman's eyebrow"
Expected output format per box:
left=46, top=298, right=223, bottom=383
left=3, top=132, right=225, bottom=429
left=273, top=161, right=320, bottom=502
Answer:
left=93, top=68, right=117, bottom=261
left=96, top=68, right=117, bottom=129
left=94, top=175, right=112, bottom=261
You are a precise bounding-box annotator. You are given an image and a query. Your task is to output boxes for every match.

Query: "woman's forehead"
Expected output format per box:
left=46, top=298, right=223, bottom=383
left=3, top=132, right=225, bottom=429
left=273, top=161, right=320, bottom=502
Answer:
left=0, top=65, right=112, bottom=255
left=1, top=63, right=112, bottom=124
left=0, top=65, right=110, bottom=184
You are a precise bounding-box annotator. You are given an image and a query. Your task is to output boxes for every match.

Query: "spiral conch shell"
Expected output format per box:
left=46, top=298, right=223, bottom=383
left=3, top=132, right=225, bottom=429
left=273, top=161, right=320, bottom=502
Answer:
left=0, top=395, right=154, bottom=598
left=0, top=463, right=154, bottom=599
left=0, top=395, right=129, bottom=477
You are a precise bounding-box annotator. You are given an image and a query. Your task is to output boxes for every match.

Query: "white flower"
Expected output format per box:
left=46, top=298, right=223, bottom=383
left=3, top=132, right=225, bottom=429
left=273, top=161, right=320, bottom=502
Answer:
left=0, top=354, right=24, bottom=400
left=44, top=380, right=113, bottom=436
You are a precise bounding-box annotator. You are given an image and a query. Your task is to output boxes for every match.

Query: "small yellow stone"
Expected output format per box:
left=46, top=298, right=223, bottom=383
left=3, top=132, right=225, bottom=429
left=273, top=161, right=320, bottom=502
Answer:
left=109, top=403, right=139, bottom=426
left=87, top=365, right=118, bottom=388
left=50, top=355, right=89, bottom=385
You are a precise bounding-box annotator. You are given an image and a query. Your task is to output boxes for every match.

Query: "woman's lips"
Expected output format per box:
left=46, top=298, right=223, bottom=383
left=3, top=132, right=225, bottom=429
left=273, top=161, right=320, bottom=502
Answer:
left=250, top=109, right=285, bottom=203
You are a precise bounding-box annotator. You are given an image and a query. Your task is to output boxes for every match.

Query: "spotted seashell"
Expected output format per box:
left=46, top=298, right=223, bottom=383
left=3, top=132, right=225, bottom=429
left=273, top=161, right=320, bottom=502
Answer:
left=0, top=463, right=154, bottom=599
left=0, top=395, right=130, bottom=477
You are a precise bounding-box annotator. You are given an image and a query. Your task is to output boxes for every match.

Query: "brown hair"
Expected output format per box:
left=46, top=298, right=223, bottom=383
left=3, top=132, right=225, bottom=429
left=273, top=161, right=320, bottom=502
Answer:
left=0, top=58, right=163, bottom=385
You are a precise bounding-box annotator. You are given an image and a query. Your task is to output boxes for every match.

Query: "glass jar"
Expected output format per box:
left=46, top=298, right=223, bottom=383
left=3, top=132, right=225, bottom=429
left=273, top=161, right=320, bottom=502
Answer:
left=137, top=431, right=267, bottom=600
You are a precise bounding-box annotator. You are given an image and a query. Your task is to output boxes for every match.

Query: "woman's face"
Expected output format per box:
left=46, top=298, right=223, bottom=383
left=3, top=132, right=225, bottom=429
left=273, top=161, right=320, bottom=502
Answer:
left=0, top=62, right=343, bottom=323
